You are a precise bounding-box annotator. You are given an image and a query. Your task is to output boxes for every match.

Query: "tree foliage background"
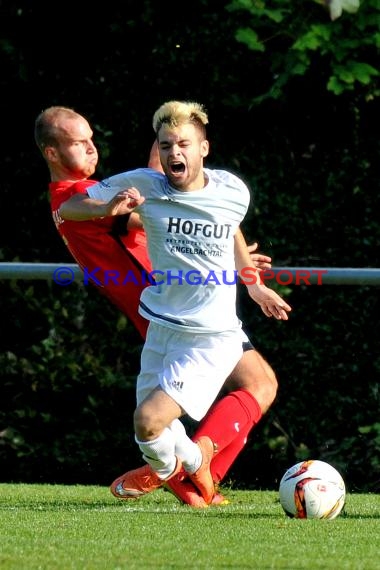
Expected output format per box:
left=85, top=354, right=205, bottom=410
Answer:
left=0, top=0, right=379, bottom=492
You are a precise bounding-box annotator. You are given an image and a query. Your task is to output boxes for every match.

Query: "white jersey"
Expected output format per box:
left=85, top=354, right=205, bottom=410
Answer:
left=87, top=167, right=250, bottom=333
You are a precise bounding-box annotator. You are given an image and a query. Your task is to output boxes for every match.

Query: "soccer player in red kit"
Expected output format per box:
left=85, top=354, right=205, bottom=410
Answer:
left=49, top=181, right=151, bottom=338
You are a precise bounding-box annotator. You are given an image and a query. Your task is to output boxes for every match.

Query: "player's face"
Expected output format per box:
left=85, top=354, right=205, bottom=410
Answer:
left=157, top=123, right=209, bottom=191
left=53, top=117, right=98, bottom=179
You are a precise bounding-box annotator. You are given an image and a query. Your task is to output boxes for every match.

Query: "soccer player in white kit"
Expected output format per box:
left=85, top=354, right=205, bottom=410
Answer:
left=59, top=100, right=290, bottom=505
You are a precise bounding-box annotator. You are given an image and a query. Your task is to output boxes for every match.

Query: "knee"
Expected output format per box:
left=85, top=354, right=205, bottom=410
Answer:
left=253, top=353, right=278, bottom=412
left=227, top=351, right=279, bottom=414
left=241, top=365, right=277, bottom=414
left=260, top=368, right=278, bottom=412
left=134, top=406, right=161, bottom=440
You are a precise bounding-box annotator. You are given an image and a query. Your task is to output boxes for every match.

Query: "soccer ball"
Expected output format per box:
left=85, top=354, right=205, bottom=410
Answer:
left=279, top=460, right=346, bottom=520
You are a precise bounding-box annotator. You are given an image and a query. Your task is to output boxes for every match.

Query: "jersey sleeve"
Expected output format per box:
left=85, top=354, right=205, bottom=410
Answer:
left=210, top=168, right=251, bottom=215
left=86, top=168, right=161, bottom=201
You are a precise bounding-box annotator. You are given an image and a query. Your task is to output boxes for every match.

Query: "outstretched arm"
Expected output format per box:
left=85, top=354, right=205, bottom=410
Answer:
left=59, top=188, right=144, bottom=221
left=234, top=228, right=291, bottom=320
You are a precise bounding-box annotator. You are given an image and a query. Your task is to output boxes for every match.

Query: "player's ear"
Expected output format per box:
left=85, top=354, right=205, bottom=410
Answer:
left=200, top=139, right=209, bottom=158
left=44, top=146, right=58, bottom=162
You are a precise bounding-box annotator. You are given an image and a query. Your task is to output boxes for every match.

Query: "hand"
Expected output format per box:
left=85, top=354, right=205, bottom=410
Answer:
left=247, top=283, right=292, bottom=320
left=247, top=242, right=272, bottom=271
left=105, top=187, right=145, bottom=216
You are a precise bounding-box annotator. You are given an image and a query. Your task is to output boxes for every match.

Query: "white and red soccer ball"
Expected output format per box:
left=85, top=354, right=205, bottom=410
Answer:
left=279, top=460, right=346, bottom=520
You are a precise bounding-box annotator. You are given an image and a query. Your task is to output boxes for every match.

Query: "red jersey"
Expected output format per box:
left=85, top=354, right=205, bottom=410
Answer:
left=49, top=179, right=152, bottom=339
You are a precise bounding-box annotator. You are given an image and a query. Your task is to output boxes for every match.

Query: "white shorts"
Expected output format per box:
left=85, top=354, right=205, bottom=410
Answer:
left=136, top=321, right=249, bottom=421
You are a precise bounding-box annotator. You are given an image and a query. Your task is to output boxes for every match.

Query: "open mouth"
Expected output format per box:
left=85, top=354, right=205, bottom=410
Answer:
left=169, top=162, right=185, bottom=174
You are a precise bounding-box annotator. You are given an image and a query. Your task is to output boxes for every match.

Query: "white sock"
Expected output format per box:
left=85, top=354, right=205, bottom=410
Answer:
left=169, top=419, right=202, bottom=475
left=135, top=427, right=177, bottom=480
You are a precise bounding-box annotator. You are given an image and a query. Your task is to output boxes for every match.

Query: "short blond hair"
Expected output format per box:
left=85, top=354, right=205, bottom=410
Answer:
left=152, top=100, right=209, bottom=137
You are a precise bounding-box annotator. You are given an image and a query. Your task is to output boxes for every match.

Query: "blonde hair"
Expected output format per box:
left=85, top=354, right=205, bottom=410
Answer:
left=152, top=100, right=209, bottom=137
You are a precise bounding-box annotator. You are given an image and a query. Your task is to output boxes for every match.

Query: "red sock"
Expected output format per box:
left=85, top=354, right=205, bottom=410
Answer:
left=192, top=390, right=262, bottom=483
left=209, top=421, right=252, bottom=483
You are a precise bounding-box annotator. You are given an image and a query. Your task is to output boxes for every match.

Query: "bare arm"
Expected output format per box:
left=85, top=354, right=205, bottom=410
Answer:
left=234, top=228, right=291, bottom=320
left=59, top=188, right=144, bottom=221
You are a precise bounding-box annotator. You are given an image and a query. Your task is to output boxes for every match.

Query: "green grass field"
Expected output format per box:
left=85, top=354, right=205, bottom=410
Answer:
left=0, top=483, right=379, bottom=569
